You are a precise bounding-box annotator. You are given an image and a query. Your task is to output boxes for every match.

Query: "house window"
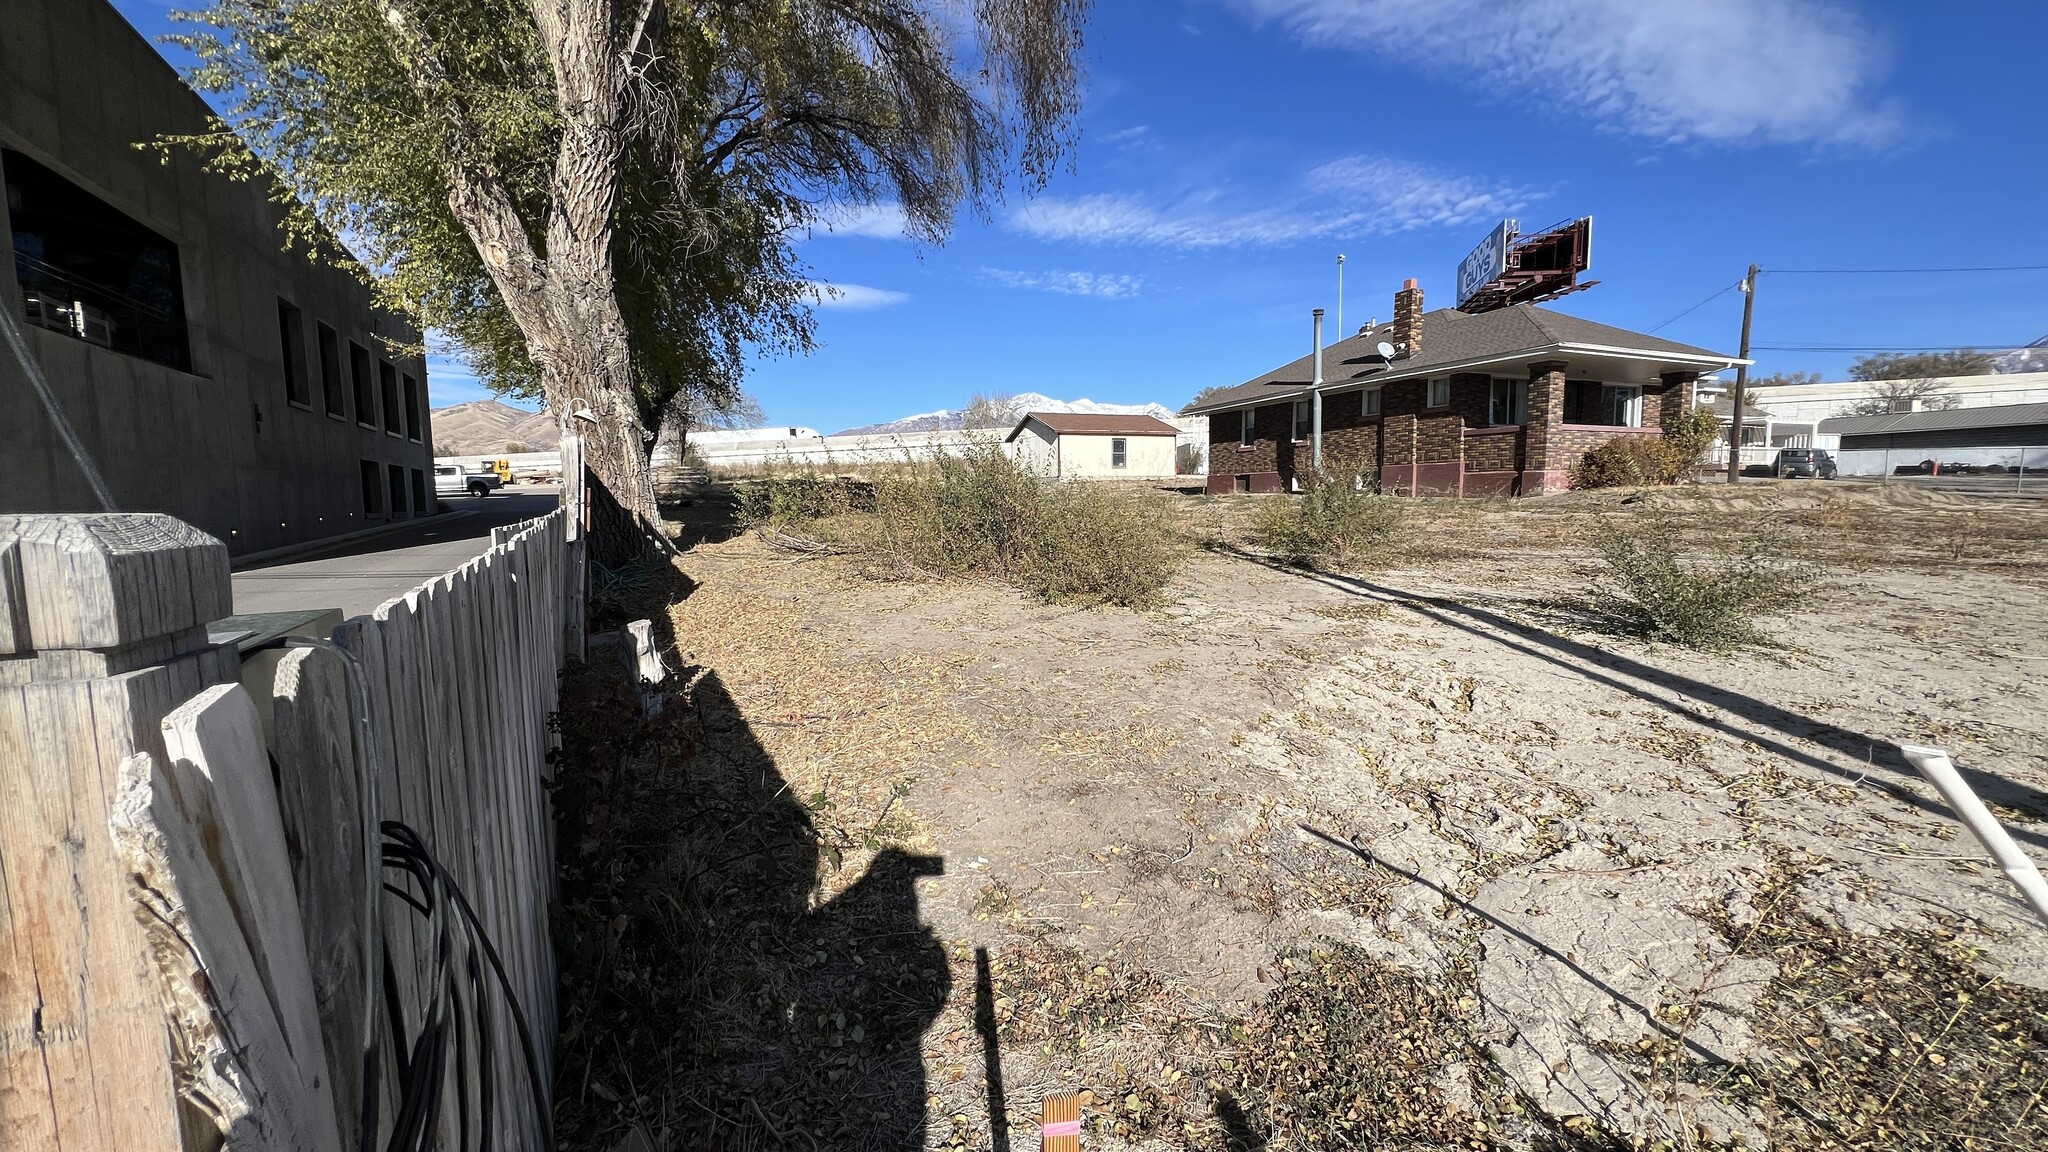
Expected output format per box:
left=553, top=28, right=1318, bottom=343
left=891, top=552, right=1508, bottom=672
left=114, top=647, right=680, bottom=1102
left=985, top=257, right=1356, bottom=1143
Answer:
left=1361, top=388, right=1382, bottom=417
left=1293, top=399, right=1312, bottom=441
left=4, top=148, right=191, bottom=371
left=277, top=299, right=310, bottom=408
left=1111, top=437, right=1128, bottom=468
left=1427, top=378, right=1451, bottom=408
left=1239, top=409, right=1255, bottom=447
left=318, top=323, right=345, bottom=418
left=411, top=468, right=428, bottom=513
left=351, top=342, right=376, bottom=427
left=402, top=373, right=422, bottom=441
left=379, top=360, right=401, bottom=435
left=1601, top=385, right=1643, bottom=427
left=1487, top=377, right=1527, bottom=426
left=360, top=459, right=385, bottom=516
left=388, top=463, right=408, bottom=518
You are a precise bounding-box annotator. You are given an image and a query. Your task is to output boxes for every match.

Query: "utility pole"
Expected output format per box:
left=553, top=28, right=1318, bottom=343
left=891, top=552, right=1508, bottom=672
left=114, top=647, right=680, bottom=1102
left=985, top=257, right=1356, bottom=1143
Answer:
left=1725, top=264, right=1759, bottom=484
left=1336, top=254, right=1346, bottom=341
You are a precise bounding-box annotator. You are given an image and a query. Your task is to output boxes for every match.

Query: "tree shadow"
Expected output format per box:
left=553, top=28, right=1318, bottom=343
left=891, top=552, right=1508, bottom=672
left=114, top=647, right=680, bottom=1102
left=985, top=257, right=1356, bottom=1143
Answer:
left=1211, top=1088, right=1268, bottom=1151
left=1215, top=545, right=2048, bottom=852
left=550, top=658, right=950, bottom=1150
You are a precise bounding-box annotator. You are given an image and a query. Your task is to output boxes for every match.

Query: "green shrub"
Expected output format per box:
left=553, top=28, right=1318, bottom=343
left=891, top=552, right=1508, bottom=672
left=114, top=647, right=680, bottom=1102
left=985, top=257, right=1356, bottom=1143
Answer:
left=1571, top=407, right=1724, bottom=489
left=1251, top=462, right=1405, bottom=569
left=733, top=467, right=867, bottom=529
left=1021, top=482, right=1182, bottom=607
left=1594, top=516, right=1807, bottom=649
left=1663, top=405, right=1722, bottom=475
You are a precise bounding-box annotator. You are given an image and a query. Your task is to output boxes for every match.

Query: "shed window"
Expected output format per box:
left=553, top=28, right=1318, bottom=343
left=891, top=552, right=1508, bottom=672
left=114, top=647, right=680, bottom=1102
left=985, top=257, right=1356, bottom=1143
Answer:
left=277, top=299, right=310, bottom=408
left=1361, top=388, right=1382, bottom=417
left=1488, top=378, right=1527, bottom=426
left=1293, top=399, right=1312, bottom=441
left=1427, top=378, right=1451, bottom=408
left=4, top=148, right=191, bottom=371
left=1239, top=409, right=1255, bottom=447
left=1111, top=437, right=1128, bottom=468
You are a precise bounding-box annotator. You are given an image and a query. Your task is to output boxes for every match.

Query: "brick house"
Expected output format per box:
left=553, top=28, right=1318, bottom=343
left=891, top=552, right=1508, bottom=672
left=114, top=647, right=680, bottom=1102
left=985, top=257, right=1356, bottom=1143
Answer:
left=1185, top=280, right=1743, bottom=496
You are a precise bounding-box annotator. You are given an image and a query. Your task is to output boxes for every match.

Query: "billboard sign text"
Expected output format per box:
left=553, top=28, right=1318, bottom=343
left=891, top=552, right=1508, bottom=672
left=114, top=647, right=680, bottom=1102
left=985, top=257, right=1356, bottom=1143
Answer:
left=1456, top=219, right=1516, bottom=309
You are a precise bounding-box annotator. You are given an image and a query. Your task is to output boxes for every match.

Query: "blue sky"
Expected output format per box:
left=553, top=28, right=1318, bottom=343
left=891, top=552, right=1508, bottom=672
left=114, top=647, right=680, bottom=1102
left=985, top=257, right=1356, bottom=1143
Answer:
left=111, top=1, right=2048, bottom=432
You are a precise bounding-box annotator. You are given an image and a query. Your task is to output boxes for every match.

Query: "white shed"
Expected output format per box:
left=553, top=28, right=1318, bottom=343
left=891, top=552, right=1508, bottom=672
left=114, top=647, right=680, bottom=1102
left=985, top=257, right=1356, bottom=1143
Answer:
left=1005, top=412, right=1182, bottom=479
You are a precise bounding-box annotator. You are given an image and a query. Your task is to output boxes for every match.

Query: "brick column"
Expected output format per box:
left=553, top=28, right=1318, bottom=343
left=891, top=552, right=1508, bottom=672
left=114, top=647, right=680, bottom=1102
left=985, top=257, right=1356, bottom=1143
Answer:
left=1524, top=360, right=1568, bottom=493
left=1658, top=370, right=1700, bottom=427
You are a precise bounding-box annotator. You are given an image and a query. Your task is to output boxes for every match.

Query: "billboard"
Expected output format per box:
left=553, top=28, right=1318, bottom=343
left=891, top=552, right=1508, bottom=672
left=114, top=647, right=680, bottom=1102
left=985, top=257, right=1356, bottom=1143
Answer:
left=1454, top=216, right=1595, bottom=314
left=1456, top=219, right=1516, bottom=309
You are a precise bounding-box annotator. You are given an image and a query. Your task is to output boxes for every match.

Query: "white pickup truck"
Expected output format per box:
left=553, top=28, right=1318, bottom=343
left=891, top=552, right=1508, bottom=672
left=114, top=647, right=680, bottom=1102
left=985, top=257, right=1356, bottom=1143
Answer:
left=433, top=464, right=502, bottom=499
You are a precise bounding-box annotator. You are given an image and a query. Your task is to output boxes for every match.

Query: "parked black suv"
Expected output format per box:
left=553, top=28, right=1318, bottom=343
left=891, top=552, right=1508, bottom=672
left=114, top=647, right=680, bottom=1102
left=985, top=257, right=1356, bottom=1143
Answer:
left=1773, top=448, right=1837, bottom=479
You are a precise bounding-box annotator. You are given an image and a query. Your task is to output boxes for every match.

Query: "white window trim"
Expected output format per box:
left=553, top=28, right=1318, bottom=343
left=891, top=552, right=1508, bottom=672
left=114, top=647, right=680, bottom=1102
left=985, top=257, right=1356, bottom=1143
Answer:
left=1603, top=384, right=1644, bottom=428
left=1110, top=436, right=1128, bottom=468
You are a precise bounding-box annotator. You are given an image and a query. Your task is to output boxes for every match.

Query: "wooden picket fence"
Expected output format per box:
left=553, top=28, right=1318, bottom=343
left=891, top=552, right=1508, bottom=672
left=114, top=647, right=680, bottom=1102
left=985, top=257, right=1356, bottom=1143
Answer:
left=3, top=474, right=584, bottom=1150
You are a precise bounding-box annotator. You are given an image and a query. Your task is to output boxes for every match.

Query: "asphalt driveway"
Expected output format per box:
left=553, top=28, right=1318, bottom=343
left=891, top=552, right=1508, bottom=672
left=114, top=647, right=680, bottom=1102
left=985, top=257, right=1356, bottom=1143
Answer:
left=230, top=486, right=560, bottom=618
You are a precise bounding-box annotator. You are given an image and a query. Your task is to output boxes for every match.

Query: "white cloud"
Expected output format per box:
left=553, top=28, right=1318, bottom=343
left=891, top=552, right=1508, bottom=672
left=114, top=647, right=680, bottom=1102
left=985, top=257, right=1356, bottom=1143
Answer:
left=982, top=268, right=1145, bottom=298
left=1009, top=154, right=1527, bottom=249
left=1099, top=125, right=1152, bottom=144
left=805, top=281, right=911, bottom=309
left=812, top=202, right=911, bottom=239
left=1222, top=0, right=1902, bottom=146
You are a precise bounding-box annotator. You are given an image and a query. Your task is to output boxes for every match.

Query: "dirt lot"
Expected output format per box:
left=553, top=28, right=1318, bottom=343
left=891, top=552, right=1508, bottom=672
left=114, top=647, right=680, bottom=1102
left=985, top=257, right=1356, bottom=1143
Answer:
left=555, top=482, right=2048, bottom=1151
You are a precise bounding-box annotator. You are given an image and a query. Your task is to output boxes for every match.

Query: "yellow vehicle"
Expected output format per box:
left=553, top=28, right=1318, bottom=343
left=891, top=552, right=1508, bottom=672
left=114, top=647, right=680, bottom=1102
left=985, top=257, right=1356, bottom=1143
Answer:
left=482, top=458, right=513, bottom=484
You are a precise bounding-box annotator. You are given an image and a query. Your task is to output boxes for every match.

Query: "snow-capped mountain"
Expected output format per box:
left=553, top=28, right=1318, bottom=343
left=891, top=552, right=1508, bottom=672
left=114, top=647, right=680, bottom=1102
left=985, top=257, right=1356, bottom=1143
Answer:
left=834, top=392, right=1181, bottom=436
left=1994, top=334, right=2048, bottom=376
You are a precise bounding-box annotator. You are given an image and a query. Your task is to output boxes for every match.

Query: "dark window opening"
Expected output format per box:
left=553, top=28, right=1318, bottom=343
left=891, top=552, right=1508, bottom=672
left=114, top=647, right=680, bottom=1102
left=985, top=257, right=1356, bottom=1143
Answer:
left=1111, top=437, right=1128, bottom=468
left=360, top=459, right=385, bottom=516
left=1239, top=409, right=1255, bottom=448
left=5, top=148, right=191, bottom=371
left=1487, top=377, right=1527, bottom=426
left=318, top=323, right=344, bottom=418
left=1563, top=380, right=1602, bottom=425
left=387, top=463, right=407, bottom=519
left=277, top=299, right=310, bottom=407
left=402, top=373, right=421, bottom=440
left=410, top=468, right=427, bottom=514
left=1563, top=380, right=1641, bottom=427
left=379, top=360, right=401, bottom=435
left=351, top=342, right=375, bottom=427
left=1293, top=400, right=1312, bottom=442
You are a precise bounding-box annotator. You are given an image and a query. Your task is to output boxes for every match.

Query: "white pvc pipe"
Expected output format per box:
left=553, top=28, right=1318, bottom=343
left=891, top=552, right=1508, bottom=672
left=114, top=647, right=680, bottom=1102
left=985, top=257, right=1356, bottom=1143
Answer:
left=1898, top=743, right=2048, bottom=929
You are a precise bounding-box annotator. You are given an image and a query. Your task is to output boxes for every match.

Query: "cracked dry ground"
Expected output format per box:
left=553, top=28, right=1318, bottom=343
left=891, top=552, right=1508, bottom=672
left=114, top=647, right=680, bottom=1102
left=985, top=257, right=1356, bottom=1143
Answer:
left=650, top=488, right=2048, bottom=1151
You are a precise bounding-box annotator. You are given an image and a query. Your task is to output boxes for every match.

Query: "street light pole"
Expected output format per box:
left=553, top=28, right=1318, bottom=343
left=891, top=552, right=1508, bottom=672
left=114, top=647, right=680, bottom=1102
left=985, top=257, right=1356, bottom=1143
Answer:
left=1726, top=264, right=1759, bottom=484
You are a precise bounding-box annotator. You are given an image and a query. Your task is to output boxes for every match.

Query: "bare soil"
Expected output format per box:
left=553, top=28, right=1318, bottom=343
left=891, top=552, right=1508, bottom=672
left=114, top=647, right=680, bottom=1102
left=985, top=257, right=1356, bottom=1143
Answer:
left=558, top=481, right=2048, bottom=1151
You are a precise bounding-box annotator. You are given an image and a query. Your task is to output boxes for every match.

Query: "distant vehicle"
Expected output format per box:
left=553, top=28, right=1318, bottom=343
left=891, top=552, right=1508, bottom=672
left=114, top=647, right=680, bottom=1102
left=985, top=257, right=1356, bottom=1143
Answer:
left=434, top=463, right=501, bottom=498
left=1773, top=448, right=1837, bottom=480
left=481, top=458, right=513, bottom=484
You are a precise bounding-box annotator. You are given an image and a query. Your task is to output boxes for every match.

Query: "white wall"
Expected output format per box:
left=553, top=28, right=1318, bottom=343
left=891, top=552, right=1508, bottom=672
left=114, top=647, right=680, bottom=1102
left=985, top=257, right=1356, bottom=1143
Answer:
left=1745, top=372, right=2048, bottom=425
left=1057, top=433, right=1177, bottom=478
left=1012, top=422, right=1057, bottom=476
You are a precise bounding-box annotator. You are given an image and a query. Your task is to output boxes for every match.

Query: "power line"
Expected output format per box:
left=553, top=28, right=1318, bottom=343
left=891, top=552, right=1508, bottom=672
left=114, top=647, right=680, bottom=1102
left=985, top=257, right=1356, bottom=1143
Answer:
left=1768, top=264, right=2048, bottom=274
left=1646, top=277, right=1744, bottom=333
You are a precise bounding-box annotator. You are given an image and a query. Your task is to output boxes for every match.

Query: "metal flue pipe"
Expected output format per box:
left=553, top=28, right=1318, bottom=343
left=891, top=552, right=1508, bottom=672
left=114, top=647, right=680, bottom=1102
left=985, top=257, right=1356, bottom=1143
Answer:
left=1311, top=308, right=1325, bottom=474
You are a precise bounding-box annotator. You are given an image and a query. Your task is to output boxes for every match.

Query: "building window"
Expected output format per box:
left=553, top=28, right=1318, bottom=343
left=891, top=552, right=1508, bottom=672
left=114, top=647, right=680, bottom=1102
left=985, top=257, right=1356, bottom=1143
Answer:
left=388, top=463, right=408, bottom=518
left=1361, top=388, right=1383, bottom=417
left=403, top=373, right=422, bottom=441
left=6, top=149, right=192, bottom=372
left=1563, top=381, right=1643, bottom=427
left=379, top=361, right=402, bottom=435
left=318, top=323, right=345, bottom=418
left=1488, top=377, right=1527, bottom=426
left=277, top=299, right=310, bottom=408
left=1427, top=378, right=1451, bottom=408
left=1239, top=409, right=1255, bottom=448
left=411, top=468, right=428, bottom=513
left=1111, top=437, right=1128, bottom=468
left=360, top=459, right=385, bottom=516
left=351, top=342, right=376, bottom=427
left=1293, top=399, right=1312, bottom=442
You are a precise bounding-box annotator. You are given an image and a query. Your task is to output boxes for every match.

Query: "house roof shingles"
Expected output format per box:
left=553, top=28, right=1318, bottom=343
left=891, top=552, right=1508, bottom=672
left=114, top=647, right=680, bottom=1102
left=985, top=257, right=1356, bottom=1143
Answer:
left=1005, top=412, right=1181, bottom=441
left=1183, top=304, right=1737, bottom=415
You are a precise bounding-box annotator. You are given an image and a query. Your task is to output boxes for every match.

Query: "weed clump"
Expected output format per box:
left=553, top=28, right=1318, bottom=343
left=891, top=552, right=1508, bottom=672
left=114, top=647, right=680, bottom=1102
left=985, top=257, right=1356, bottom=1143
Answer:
left=1594, top=515, right=1807, bottom=648
left=1251, top=462, right=1405, bottom=569
left=1571, top=407, right=1721, bottom=489
left=739, top=442, right=1184, bottom=608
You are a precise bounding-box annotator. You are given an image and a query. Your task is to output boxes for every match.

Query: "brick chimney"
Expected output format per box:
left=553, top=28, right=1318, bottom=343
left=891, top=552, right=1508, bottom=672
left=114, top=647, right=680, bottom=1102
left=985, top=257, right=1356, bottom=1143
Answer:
left=1392, top=278, right=1423, bottom=358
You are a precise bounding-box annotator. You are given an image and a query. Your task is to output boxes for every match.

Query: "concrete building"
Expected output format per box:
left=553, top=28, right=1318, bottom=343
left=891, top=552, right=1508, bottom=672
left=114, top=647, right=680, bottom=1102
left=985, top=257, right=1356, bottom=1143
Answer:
left=1818, top=402, right=2048, bottom=477
left=1005, top=412, right=1181, bottom=479
left=1186, top=280, right=1741, bottom=496
left=1, top=0, right=434, bottom=556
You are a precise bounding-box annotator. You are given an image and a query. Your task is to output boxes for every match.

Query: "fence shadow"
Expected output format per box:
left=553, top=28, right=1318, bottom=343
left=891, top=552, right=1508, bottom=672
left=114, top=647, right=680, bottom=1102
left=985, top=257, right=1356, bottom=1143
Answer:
left=1217, top=546, right=2048, bottom=852
left=550, top=662, right=949, bottom=1150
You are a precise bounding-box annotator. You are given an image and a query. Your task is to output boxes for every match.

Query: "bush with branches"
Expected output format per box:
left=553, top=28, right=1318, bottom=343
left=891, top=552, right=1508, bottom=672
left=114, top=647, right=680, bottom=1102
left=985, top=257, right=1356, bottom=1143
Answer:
left=1252, top=461, right=1406, bottom=570
left=1593, top=516, right=1808, bottom=649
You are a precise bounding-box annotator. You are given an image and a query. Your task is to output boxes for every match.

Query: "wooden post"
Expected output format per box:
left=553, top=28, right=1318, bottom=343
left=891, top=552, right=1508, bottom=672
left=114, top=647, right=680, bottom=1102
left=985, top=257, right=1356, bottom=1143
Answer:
left=1725, top=264, right=1758, bottom=484
left=0, top=513, right=239, bottom=1151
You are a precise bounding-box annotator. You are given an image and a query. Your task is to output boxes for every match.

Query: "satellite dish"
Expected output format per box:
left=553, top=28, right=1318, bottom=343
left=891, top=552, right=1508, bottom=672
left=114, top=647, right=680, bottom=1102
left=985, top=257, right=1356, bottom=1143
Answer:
left=1375, top=341, right=1397, bottom=359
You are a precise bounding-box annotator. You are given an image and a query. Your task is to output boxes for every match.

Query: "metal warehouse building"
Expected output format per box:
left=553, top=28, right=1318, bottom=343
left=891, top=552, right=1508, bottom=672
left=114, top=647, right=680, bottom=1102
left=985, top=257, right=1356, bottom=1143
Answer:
left=1819, top=402, right=2048, bottom=477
